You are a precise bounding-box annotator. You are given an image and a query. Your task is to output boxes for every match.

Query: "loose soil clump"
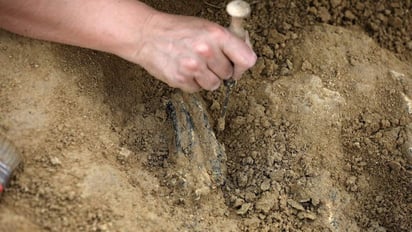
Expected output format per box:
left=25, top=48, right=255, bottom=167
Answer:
left=0, top=0, right=411, bottom=231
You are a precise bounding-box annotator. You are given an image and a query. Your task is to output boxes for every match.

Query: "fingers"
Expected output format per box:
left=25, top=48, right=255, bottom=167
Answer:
left=194, top=42, right=233, bottom=80
left=179, top=80, right=202, bottom=93
left=207, top=50, right=233, bottom=80
left=221, top=31, right=257, bottom=80
left=177, top=56, right=221, bottom=92
left=176, top=33, right=256, bottom=92
left=172, top=74, right=201, bottom=93
left=142, top=19, right=256, bottom=93
left=194, top=69, right=221, bottom=91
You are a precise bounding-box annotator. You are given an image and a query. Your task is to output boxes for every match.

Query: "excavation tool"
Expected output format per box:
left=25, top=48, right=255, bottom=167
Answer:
left=218, top=0, right=251, bottom=131
left=0, top=134, right=22, bottom=194
left=166, top=0, right=251, bottom=198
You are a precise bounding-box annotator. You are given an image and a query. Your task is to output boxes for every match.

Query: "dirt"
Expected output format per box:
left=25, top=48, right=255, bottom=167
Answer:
left=0, top=0, right=411, bottom=231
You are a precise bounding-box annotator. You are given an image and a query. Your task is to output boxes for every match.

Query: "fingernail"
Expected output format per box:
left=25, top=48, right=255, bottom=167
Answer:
left=212, top=82, right=221, bottom=91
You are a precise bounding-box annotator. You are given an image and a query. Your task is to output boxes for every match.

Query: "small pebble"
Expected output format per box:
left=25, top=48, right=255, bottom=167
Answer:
left=251, top=58, right=265, bottom=76
left=298, top=212, right=317, bottom=220
left=344, top=10, right=356, bottom=20
left=210, top=100, right=220, bottom=111
left=389, top=17, right=403, bottom=28
left=118, top=147, right=132, bottom=160
left=50, top=157, right=61, bottom=166
left=260, top=179, right=271, bottom=191
left=280, top=67, right=290, bottom=76
left=282, top=22, right=292, bottom=31
left=318, top=7, right=331, bottom=22
left=245, top=192, right=257, bottom=202
left=388, top=160, right=401, bottom=171
left=262, top=45, right=274, bottom=58
left=233, top=197, right=245, bottom=208
left=97, top=224, right=108, bottom=231
left=287, top=199, right=305, bottom=211
left=375, top=195, right=383, bottom=202
left=330, top=0, right=342, bottom=8
left=389, top=70, right=405, bottom=79
left=311, top=196, right=320, bottom=206
left=301, top=60, right=312, bottom=71
left=236, top=203, right=252, bottom=215
left=264, top=59, right=278, bottom=75
left=308, top=7, right=317, bottom=15
left=286, top=59, right=293, bottom=70
left=255, top=191, right=279, bottom=213
left=406, top=41, right=412, bottom=50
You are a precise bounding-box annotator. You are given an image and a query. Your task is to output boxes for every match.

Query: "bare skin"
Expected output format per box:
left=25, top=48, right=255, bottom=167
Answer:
left=0, top=0, right=256, bottom=92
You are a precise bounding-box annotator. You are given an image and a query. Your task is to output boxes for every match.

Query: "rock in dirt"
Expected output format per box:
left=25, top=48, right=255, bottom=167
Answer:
left=232, top=197, right=245, bottom=209
left=407, top=41, right=412, bottom=50
left=297, top=212, right=317, bottom=220
left=318, top=7, right=331, bottom=22
left=260, top=179, right=271, bottom=191
left=287, top=199, right=305, bottom=211
left=330, top=0, right=342, bottom=8
left=237, top=203, right=252, bottom=215
left=255, top=191, right=279, bottom=214
left=301, top=60, right=313, bottom=71
left=49, top=156, right=61, bottom=166
left=2, top=1, right=412, bottom=231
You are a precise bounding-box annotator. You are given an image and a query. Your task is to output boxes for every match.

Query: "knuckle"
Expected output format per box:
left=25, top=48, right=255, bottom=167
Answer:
left=174, top=74, right=188, bottom=85
left=207, top=25, right=229, bottom=40
left=181, top=57, right=201, bottom=72
left=194, top=42, right=213, bottom=57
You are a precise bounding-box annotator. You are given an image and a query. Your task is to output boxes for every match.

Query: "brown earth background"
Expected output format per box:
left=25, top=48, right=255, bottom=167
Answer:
left=0, top=0, right=411, bottom=231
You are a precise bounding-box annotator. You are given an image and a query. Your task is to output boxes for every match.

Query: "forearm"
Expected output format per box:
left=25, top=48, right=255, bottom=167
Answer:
left=0, top=0, right=256, bottom=92
left=0, top=0, right=155, bottom=57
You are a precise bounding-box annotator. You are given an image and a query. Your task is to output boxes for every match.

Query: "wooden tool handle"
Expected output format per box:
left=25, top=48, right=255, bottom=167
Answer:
left=226, top=0, right=251, bottom=40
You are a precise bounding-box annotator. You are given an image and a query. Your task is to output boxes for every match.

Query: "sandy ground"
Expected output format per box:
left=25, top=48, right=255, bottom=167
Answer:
left=0, top=0, right=411, bottom=231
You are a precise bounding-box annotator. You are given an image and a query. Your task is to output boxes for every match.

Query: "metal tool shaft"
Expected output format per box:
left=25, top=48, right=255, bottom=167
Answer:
left=218, top=0, right=251, bottom=131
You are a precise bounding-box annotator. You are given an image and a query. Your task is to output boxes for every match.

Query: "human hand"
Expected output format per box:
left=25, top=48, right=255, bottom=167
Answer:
left=125, top=12, right=257, bottom=93
left=0, top=0, right=256, bottom=93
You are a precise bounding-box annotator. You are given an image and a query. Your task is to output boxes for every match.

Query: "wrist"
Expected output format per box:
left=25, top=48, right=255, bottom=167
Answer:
left=101, top=1, right=158, bottom=62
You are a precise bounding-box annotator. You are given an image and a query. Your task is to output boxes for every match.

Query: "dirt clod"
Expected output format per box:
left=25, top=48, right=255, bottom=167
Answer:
left=0, top=0, right=411, bottom=231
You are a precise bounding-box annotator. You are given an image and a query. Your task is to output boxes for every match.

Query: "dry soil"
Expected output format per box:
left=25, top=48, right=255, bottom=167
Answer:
left=0, top=0, right=411, bottom=231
